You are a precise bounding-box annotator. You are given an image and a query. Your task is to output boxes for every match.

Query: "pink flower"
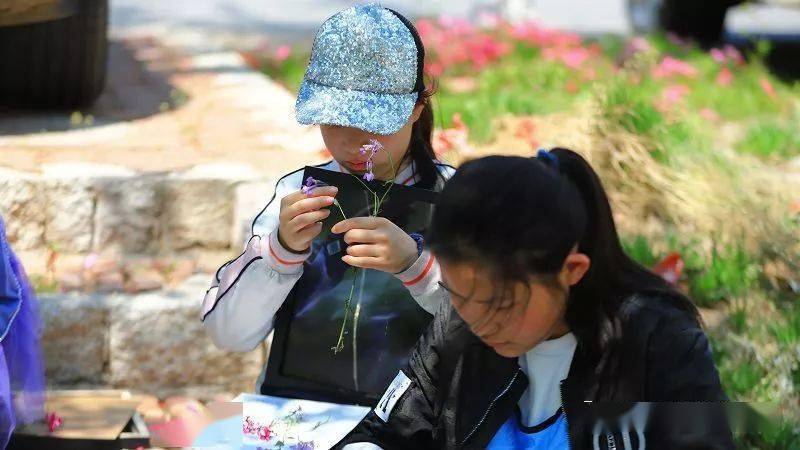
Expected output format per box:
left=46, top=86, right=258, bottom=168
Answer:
left=561, top=47, right=591, bottom=69
left=243, top=416, right=257, bottom=434
left=710, top=48, right=726, bottom=63
left=258, top=425, right=273, bottom=441
left=699, top=108, right=719, bottom=121
left=716, top=67, right=733, bottom=86
left=725, top=45, right=744, bottom=65
left=415, top=19, right=435, bottom=39
left=46, top=412, right=63, bottom=433
left=652, top=56, right=698, bottom=79
left=275, top=45, right=292, bottom=62
left=760, top=77, right=777, bottom=99
left=425, top=62, right=444, bottom=77
left=656, top=84, right=690, bottom=111
left=627, top=37, right=651, bottom=55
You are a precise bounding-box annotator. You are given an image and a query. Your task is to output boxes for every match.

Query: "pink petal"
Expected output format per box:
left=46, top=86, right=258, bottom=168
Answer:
left=710, top=48, right=726, bottom=63
left=716, top=67, right=733, bottom=86
left=760, top=77, right=777, bottom=99
left=275, top=45, right=291, bottom=62
left=699, top=108, right=719, bottom=121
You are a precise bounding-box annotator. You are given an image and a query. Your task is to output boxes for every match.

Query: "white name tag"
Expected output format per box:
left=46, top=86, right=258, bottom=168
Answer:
left=375, top=371, right=412, bottom=422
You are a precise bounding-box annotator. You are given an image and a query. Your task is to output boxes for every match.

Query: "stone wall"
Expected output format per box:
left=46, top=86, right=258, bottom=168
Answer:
left=0, top=164, right=275, bottom=254
left=1, top=164, right=278, bottom=394
left=38, top=275, right=265, bottom=395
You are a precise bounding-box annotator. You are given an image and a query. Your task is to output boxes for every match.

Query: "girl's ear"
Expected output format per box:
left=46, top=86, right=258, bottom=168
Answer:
left=562, top=252, right=590, bottom=286
left=409, top=103, right=425, bottom=124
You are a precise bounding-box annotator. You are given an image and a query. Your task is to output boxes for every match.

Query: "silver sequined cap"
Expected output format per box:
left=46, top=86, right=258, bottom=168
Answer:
left=295, top=3, right=420, bottom=135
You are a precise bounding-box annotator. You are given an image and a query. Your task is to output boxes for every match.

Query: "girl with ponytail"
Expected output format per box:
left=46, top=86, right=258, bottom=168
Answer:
left=201, top=5, right=453, bottom=404
left=339, top=150, right=733, bottom=450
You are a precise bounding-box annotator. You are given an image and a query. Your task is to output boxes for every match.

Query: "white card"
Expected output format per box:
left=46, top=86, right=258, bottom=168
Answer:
left=375, top=371, right=413, bottom=423
left=240, top=393, right=370, bottom=449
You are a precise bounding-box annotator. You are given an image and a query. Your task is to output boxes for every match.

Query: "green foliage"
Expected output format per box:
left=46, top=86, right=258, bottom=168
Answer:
left=736, top=121, right=800, bottom=160
left=601, top=78, right=663, bottom=136
left=684, top=243, right=759, bottom=308
left=435, top=52, right=592, bottom=142
left=622, top=234, right=759, bottom=308
left=621, top=234, right=660, bottom=268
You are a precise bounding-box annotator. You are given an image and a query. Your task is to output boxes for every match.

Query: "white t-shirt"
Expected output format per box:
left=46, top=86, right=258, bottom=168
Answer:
left=517, top=332, right=578, bottom=427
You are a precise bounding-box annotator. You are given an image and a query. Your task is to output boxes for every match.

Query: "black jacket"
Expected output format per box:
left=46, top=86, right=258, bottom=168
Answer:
left=336, top=291, right=734, bottom=449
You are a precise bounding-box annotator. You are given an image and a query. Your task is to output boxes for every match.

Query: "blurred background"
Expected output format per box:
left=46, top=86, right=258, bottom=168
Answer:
left=0, top=0, right=798, bottom=447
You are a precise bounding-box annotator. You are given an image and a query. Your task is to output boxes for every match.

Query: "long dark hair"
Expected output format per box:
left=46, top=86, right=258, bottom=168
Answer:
left=428, top=150, right=700, bottom=395
left=387, top=7, right=444, bottom=190
left=407, top=84, right=443, bottom=189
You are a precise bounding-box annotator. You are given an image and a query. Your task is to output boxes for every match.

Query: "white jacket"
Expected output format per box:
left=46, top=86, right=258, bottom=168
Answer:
left=201, top=159, right=454, bottom=353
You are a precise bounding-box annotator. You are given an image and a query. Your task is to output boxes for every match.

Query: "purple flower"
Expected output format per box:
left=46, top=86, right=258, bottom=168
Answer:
left=293, top=442, right=315, bottom=450
left=301, top=176, right=318, bottom=195
left=358, top=139, right=384, bottom=181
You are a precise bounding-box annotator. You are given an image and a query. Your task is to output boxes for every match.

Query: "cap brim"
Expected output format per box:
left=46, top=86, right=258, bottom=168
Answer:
left=295, top=79, right=417, bottom=135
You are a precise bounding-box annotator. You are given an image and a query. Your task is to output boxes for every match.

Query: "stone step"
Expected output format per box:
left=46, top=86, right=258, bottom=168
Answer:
left=38, top=274, right=264, bottom=395
left=0, top=163, right=275, bottom=256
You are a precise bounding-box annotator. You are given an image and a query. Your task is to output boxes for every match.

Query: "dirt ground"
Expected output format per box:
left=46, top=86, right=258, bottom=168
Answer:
left=0, top=36, right=326, bottom=177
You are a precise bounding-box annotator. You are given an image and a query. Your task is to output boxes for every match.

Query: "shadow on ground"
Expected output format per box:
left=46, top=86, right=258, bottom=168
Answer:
left=0, top=39, right=184, bottom=136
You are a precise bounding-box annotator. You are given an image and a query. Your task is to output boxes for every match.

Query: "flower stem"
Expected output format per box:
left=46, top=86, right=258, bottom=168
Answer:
left=332, top=268, right=358, bottom=354
left=333, top=198, right=348, bottom=220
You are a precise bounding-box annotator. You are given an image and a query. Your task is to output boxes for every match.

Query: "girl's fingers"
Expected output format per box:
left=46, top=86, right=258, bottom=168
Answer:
left=295, top=222, right=324, bottom=242
left=331, top=216, right=382, bottom=234
left=287, top=195, right=335, bottom=218
left=346, top=244, right=382, bottom=258
left=341, top=255, right=383, bottom=270
left=282, top=186, right=338, bottom=207
left=289, top=209, right=330, bottom=231
left=343, top=228, right=384, bottom=244
left=308, top=186, right=338, bottom=198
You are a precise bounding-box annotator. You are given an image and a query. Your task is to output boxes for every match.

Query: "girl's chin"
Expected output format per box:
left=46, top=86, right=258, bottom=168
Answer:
left=489, top=342, right=524, bottom=358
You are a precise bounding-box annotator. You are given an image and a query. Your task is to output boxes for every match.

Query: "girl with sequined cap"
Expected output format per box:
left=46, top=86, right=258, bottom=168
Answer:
left=201, top=4, right=454, bottom=404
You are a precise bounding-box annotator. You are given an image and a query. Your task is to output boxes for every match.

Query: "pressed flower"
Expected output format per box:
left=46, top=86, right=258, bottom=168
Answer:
left=258, top=425, right=273, bottom=441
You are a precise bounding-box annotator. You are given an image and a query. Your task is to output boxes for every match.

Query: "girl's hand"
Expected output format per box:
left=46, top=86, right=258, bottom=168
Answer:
left=278, top=186, right=338, bottom=253
left=331, top=217, right=418, bottom=274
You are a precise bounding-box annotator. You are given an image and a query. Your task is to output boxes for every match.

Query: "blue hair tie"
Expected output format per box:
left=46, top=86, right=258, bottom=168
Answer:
left=536, top=148, right=559, bottom=171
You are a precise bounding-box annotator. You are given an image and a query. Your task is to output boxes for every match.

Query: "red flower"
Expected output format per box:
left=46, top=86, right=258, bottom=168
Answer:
left=46, top=412, right=63, bottom=433
left=258, top=425, right=273, bottom=441
left=653, top=253, right=684, bottom=286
